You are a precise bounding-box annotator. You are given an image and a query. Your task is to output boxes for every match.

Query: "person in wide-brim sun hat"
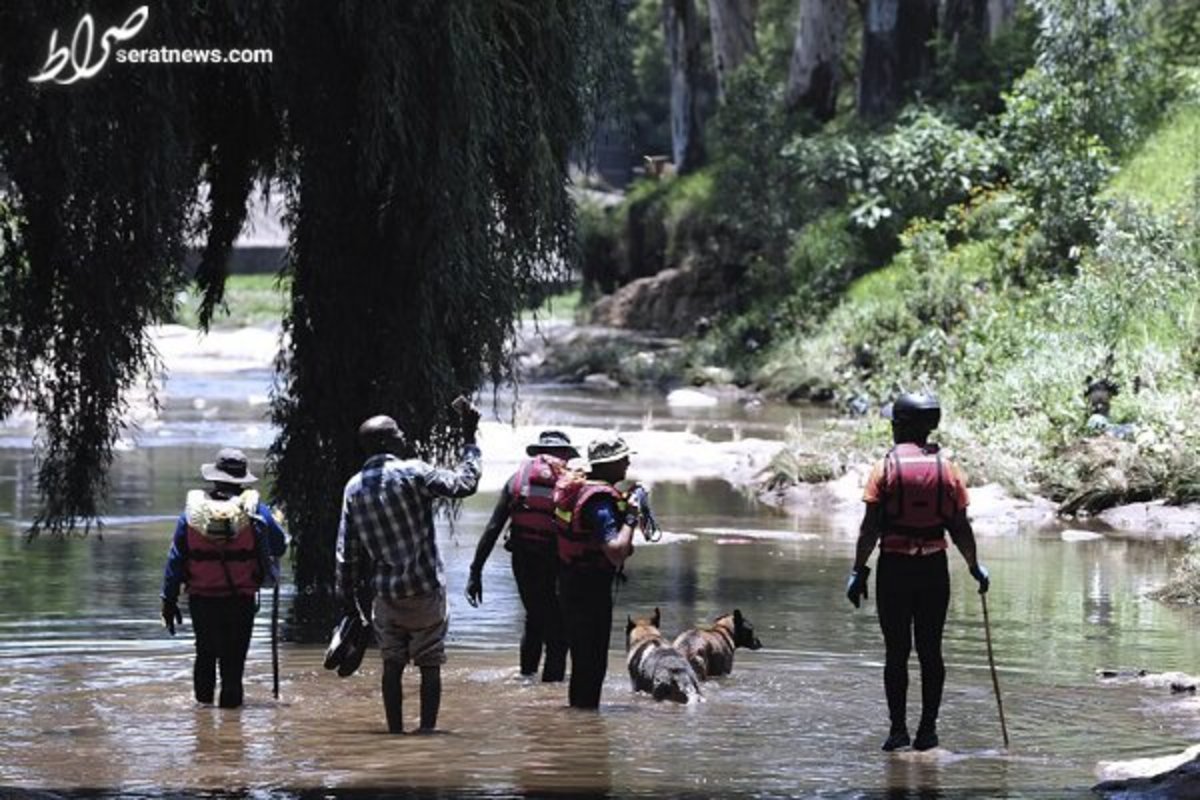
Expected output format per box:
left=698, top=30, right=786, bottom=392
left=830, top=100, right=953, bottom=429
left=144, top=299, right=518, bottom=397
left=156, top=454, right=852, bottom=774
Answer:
left=581, top=435, right=636, bottom=469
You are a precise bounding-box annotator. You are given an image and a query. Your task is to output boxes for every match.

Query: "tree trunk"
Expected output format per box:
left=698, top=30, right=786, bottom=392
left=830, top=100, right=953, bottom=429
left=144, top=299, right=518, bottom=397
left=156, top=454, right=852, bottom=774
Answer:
left=785, top=0, right=848, bottom=120
left=707, top=0, right=758, bottom=100
left=985, top=0, right=1017, bottom=40
left=942, top=0, right=987, bottom=57
left=857, top=0, right=938, bottom=120
left=663, top=0, right=706, bottom=173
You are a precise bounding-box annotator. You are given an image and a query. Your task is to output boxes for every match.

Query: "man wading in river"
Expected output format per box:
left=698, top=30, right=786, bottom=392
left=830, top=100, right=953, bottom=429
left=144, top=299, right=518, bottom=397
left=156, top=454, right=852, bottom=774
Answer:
left=160, top=448, right=288, bottom=708
left=552, top=436, right=640, bottom=709
left=466, top=431, right=578, bottom=681
left=846, top=393, right=990, bottom=752
left=336, top=408, right=481, bottom=733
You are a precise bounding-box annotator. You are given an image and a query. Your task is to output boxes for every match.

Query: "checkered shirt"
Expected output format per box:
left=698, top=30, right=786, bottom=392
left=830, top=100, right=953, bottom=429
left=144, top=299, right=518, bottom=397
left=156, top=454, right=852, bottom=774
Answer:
left=336, top=446, right=481, bottom=602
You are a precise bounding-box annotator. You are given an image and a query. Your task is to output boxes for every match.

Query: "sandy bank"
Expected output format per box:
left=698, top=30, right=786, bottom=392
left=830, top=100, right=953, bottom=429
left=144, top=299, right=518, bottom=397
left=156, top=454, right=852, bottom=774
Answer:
left=476, top=422, right=779, bottom=493
left=757, top=462, right=1200, bottom=540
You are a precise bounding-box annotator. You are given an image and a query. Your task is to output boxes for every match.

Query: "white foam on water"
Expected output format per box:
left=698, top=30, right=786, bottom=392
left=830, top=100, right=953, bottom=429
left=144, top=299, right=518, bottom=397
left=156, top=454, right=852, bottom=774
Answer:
left=1061, top=529, right=1104, bottom=542
left=695, top=527, right=819, bottom=541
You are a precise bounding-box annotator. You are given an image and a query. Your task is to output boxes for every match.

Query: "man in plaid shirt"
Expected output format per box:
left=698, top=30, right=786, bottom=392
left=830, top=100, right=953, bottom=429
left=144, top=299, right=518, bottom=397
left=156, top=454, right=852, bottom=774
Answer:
left=336, top=406, right=481, bottom=733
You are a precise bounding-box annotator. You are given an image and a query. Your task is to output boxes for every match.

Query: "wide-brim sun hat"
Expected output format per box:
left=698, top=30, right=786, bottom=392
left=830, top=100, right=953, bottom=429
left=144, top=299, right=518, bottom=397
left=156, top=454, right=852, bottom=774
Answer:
left=585, top=435, right=636, bottom=466
left=200, top=447, right=258, bottom=484
left=526, top=430, right=579, bottom=458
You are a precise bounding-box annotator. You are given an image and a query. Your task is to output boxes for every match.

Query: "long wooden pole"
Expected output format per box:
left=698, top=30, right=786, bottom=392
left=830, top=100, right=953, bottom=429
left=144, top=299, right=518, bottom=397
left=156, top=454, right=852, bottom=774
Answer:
left=271, top=579, right=280, bottom=700
left=980, top=592, right=1009, bottom=748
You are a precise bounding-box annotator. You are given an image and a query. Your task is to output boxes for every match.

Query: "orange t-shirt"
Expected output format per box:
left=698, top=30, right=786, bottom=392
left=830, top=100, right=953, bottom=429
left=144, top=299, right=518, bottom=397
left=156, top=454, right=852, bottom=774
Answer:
left=862, top=451, right=970, bottom=510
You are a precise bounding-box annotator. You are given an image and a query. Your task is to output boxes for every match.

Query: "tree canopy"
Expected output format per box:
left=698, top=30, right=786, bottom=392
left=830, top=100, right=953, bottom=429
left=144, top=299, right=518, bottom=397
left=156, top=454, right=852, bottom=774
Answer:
left=0, top=0, right=614, bottom=624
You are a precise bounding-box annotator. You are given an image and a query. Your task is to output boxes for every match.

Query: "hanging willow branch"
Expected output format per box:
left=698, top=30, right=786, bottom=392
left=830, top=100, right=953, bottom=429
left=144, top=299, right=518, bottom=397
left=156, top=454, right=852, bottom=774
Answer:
left=273, top=1, right=619, bottom=625
left=0, top=1, right=618, bottom=620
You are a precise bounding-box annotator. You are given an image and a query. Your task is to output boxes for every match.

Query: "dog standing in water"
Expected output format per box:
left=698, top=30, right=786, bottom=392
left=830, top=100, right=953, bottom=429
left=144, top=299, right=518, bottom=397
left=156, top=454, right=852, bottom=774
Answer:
left=626, top=609, right=702, bottom=703
left=673, top=609, right=763, bottom=680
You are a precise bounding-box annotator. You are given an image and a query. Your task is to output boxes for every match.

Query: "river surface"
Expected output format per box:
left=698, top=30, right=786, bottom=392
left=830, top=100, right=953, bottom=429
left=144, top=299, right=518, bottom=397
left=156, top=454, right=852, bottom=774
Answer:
left=1, top=354, right=1198, bottom=799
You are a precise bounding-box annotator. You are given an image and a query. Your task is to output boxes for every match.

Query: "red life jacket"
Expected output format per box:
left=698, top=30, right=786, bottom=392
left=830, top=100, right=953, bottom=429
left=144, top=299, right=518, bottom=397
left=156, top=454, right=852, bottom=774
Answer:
left=507, top=455, right=567, bottom=552
left=184, top=491, right=263, bottom=597
left=878, top=443, right=957, bottom=555
left=553, top=474, right=626, bottom=572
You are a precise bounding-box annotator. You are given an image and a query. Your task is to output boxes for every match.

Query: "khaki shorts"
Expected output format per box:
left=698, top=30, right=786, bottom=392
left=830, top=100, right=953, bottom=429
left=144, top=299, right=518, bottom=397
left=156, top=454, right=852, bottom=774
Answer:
left=372, top=587, right=448, bottom=667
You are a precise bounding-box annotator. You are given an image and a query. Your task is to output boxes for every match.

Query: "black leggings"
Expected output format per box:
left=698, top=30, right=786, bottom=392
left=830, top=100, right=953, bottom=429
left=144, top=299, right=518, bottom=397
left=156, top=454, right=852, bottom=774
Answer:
left=557, top=569, right=614, bottom=709
left=876, top=551, right=950, bottom=732
left=511, top=546, right=567, bottom=681
left=189, top=594, right=257, bottom=708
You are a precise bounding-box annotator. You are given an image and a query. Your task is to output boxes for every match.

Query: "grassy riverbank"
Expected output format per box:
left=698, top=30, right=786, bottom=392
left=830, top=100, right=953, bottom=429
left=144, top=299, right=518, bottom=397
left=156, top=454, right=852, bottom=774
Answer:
left=173, top=274, right=289, bottom=329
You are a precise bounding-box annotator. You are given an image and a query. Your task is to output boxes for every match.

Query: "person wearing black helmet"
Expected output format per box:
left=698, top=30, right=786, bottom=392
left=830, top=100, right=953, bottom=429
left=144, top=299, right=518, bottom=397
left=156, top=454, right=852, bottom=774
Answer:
left=846, top=392, right=990, bottom=752
left=465, top=431, right=579, bottom=682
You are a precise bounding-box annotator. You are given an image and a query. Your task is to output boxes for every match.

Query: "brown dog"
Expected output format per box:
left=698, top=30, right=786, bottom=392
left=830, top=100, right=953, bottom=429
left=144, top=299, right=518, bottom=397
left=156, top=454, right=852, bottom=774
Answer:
left=626, top=608, right=702, bottom=704
left=672, top=609, right=762, bottom=680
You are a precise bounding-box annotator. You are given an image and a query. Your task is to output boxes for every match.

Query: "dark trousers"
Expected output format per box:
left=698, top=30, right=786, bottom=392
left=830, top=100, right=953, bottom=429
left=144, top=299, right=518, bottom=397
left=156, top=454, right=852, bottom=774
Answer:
left=876, top=550, right=950, bottom=732
left=511, top=546, right=567, bottom=681
left=189, top=594, right=257, bottom=708
left=557, top=568, right=614, bottom=709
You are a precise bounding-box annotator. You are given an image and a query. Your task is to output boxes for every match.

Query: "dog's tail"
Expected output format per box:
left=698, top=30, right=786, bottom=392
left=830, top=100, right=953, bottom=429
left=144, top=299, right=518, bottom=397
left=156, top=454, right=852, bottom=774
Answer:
left=652, top=658, right=704, bottom=704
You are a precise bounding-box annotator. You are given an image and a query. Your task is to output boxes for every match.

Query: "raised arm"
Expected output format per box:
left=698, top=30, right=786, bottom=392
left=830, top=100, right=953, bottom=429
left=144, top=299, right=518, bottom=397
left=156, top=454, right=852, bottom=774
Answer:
left=419, top=444, right=482, bottom=499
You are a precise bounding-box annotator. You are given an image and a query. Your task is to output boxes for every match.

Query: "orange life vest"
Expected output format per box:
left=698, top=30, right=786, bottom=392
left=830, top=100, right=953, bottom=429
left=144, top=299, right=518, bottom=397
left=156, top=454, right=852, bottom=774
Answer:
left=183, top=490, right=264, bottom=597
left=507, top=455, right=567, bottom=552
left=878, top=443, right=957, bottom=555
left=553, top=475, right=626, bottom=572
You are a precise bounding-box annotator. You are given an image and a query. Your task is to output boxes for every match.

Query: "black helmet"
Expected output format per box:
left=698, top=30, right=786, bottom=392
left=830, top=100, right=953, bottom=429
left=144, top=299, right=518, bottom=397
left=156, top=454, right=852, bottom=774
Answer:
left=883, top=392, right=941, bottom=430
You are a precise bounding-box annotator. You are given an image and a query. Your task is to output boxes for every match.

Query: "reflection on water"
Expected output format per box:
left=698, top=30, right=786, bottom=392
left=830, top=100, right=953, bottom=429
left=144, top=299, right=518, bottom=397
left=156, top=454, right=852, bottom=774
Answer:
left=1, top=379, right=1199, bottom=797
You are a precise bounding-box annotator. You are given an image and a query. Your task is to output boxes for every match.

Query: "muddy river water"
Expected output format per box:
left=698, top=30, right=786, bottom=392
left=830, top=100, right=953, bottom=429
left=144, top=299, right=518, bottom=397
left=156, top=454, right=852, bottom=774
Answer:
left=1, top=353, right=1198, bottom=798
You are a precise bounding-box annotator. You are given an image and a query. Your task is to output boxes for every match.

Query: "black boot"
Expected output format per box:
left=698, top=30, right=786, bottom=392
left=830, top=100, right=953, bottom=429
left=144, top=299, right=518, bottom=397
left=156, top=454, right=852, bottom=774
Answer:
left=913, top=722, right=938, bottom=751
left=882, top=726, right=911, bottom=751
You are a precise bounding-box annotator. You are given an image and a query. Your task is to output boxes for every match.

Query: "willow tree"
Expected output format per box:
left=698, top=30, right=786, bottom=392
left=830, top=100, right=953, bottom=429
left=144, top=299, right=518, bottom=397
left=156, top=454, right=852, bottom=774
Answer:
left=0, top=1, right=612, bottom=628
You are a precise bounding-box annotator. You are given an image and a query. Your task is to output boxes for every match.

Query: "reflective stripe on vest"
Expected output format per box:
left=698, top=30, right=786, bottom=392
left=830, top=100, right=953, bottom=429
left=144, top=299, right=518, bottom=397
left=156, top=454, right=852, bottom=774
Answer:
left=880, top=443, right=956, bottom=547
left=508, top=455, right=564, bottom=547
left=186, top=522, right=261, bottom=597
left=555, top=481, right=625, bottom=571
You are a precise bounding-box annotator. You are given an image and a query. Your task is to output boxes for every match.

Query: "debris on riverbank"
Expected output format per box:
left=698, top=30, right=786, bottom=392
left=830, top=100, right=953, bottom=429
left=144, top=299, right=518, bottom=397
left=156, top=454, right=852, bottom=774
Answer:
left=1095, top=744, right=1200, bottom=798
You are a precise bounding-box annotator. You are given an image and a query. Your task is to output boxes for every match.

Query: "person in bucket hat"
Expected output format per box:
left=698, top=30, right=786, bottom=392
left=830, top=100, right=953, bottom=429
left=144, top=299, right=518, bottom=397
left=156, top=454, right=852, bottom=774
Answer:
left=466, top=431, right=579, bottom=681
left=552, top=434, right=641, bottom=709
left=160, top=448, right=288, bottom=708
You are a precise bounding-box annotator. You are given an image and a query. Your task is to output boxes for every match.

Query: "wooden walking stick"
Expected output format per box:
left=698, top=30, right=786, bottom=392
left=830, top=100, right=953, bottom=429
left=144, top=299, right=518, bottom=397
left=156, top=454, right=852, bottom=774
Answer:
left=271, top=576, right=280, bottom=700
left=980, top=592, right=1009, bottom=748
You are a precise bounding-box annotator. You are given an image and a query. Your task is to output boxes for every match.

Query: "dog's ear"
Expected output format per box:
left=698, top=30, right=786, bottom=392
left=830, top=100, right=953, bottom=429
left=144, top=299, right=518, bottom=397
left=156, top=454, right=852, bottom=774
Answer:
left=733, top=608, right=743, bottom=624
left=627, top=615, right=635, bottom=634
left=652, top=607, right=661, bottom=628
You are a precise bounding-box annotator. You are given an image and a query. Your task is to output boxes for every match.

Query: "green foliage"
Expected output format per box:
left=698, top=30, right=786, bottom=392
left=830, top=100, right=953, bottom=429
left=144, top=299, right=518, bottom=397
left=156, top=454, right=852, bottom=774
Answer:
left=781, top=211, right=871, bottom=317
left=624, top=0, right=673, bottom=157
left=846, top=110, right=1004, bottom=236
left=1000, top=0, right=1172, bottom=264
left=1106, top=102, right=1200, bottom=213
left=708, top=61, right=803, bottom=265
left=929, top=4, right=1040, bottom=123
left=0, top=0, right=280, bottom=530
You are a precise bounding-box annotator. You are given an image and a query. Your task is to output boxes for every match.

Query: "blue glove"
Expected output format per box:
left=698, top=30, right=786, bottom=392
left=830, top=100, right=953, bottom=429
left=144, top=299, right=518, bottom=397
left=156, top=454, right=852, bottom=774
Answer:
left=846, top=566, right=870, bottom=608
left=970, top=563, right=990, bottom=594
